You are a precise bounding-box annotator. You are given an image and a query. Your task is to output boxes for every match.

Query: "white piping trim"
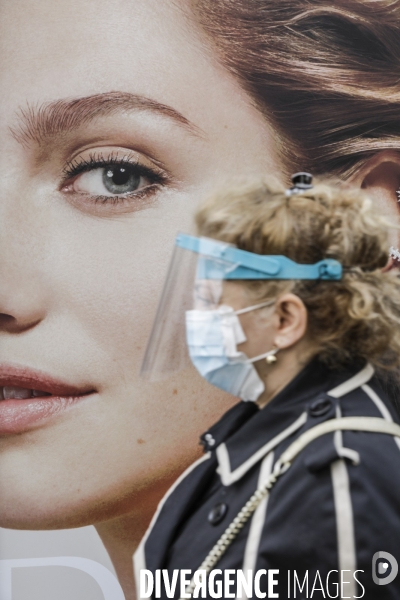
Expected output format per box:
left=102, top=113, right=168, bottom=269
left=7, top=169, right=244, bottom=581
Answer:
left=362, top=383, right=400, bottom=452
left=334, top=406, right=360, bottom=465
left=280, top=417, right=400, bottom=464
left=331, top=459, right=357, bottom=598
left=216, top=412, right=307, bottom=486
left=217, top=364, right=374, bottom=486
left=362, top=383, right=393, bottom=421
left=133, top=452, right=211, bottom=599
left=238, top=451, right=274, bottom=600
left=328, top=363, right=374, bottom=398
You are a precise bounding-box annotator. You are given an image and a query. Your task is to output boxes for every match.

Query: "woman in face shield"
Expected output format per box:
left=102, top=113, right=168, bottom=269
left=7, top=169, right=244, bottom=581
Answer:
left=137, top=175, right=400, bottom=599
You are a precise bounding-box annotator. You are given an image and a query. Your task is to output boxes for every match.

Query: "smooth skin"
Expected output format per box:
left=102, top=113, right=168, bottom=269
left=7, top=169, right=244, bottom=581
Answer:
left=0, top=0, right=280, bottom=597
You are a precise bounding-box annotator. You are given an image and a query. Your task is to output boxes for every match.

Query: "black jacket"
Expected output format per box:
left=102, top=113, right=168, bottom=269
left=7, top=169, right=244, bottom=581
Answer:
left=135, top=360, right=400, bottom=599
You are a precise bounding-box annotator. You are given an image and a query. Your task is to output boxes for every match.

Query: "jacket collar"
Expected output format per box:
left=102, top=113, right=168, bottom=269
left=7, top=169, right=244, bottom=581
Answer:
left=207, top=359, right=374, bottom=486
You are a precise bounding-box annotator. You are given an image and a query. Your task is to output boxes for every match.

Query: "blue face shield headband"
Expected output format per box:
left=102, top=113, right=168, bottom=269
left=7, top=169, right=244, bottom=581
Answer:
left=175, top=233, right=343, bottom=281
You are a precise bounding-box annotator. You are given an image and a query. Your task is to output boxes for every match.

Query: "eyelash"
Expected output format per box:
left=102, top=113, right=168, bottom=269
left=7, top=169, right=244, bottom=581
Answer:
left=61, top=151, right=168, bottom=204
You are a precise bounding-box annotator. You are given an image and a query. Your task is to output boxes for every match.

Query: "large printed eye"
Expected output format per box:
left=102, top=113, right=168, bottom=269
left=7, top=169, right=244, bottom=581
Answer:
left=73, top=163, right=147, bottom=196
left=61, top=150, right=168, bottom=205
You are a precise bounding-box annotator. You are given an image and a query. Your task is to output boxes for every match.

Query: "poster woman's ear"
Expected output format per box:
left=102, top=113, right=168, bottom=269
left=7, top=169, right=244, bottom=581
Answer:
left=351, top=151, right=400, bottom=252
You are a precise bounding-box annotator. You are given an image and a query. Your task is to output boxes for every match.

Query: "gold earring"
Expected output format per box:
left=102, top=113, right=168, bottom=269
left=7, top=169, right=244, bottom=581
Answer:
left=265, top=346, right=279, bottom=364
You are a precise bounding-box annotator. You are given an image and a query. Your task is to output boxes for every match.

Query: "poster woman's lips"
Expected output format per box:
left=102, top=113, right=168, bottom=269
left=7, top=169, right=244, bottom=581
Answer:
left=0, top=364, right=96, bottom=435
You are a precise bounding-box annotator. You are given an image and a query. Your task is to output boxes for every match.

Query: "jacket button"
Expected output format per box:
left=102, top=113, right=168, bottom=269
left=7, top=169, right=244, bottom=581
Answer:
left=208, top=502, right=228, bottom=526
left=309, top=397, right=332, bottom=417
left=204, top=433, right=216, bottom=447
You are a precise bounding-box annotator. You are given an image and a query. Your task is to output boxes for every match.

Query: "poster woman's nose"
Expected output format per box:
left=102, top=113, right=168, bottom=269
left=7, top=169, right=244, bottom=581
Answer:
left=0, top=216, right=47, bottom=335
left=0, top=283, right=46, bottom=334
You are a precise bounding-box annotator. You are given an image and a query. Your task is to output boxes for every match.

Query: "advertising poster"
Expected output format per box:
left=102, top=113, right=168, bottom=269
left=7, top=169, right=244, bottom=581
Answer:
left=1, top=1, right=400, bottom=599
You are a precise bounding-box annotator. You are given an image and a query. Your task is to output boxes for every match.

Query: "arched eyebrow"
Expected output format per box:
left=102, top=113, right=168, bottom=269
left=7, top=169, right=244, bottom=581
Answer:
left=10, top=91, right=203, bottom=146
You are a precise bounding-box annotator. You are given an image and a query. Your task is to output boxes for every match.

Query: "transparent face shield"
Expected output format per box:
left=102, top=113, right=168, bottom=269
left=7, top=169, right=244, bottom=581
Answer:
left=141, top=236, right=239, bottom=380
left=141, top=233, right=343, bottom=383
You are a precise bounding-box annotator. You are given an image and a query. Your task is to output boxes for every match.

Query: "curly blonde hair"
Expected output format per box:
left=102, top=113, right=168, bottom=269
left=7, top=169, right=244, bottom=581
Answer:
left=195, top=177, right=400, bottom=369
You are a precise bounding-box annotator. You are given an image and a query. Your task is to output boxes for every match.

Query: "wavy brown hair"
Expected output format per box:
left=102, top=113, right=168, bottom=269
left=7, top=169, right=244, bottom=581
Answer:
left=191, top=0, right=400, bottom=179
left=195, top=178, right=400, bottom=369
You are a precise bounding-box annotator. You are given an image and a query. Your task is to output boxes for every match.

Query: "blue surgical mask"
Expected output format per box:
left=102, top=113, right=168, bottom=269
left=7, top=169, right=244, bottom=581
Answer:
left=185, top=301, right=274, bottom=402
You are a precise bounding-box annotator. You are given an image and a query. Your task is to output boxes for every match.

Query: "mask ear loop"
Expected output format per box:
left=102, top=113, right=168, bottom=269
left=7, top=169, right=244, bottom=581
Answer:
left=232, top=299, right=279, bottom=364
left=246, top=346, right=280, bottom=365
left=234, top=299, right=275, bottom=315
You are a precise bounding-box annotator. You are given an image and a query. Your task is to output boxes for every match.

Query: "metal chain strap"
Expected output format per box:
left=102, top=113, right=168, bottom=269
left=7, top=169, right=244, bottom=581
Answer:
left=172, top=414, right=400, bottom=599
left=178, top=459, right=291, bottom=600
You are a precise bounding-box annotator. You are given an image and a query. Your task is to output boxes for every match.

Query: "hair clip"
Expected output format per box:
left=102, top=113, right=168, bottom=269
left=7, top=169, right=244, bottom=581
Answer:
left=389, top=246, right=400, bottom=262
left=285, top=172, right=313, bottom=196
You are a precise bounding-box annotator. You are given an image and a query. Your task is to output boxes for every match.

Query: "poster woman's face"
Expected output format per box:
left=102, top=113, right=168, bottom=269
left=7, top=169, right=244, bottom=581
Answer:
left=0, top=0, right=279, bottom=528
